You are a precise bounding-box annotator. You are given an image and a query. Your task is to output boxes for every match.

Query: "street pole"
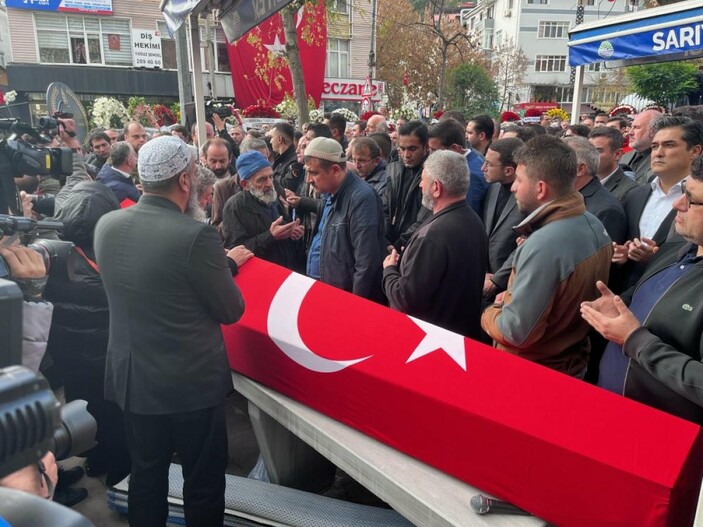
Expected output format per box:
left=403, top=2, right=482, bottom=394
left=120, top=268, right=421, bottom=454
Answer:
left=175, top=21, right=193, bottom=126
left=190, top=13, right=207, bottom=148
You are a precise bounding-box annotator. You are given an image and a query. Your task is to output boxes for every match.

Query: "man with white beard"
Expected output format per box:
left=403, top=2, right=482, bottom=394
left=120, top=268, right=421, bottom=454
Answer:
left=94, top=135, right=252, bottom=527
left=221, top=150, right=305, bottom=272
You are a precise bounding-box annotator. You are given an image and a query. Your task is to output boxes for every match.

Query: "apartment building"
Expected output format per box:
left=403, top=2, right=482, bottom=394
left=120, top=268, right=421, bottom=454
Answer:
left=462, top=0, right=633, bottom=111
left=321, top=0, right=384, bottom=113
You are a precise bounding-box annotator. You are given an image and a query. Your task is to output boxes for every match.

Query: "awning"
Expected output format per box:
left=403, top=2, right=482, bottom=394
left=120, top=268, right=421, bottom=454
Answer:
left=568, top=0, right=703, bottom=68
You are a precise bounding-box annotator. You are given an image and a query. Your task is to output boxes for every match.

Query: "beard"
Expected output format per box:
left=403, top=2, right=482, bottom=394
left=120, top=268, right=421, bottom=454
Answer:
left=421, top=186, right=435, bottom=211
left=211, top=167, right=228, bottom=178
left=185, top=181, right=206, bottom=222
left=250, top=187, right=278, bottom=205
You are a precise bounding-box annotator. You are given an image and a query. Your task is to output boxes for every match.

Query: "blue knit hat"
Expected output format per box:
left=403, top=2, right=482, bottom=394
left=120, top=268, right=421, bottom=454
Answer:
left=236, top=150, right=271, bottom=180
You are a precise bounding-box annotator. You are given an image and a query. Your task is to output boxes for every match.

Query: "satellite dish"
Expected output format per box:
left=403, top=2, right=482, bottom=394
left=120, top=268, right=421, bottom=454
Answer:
left=46, top=82, right=89, bottom=144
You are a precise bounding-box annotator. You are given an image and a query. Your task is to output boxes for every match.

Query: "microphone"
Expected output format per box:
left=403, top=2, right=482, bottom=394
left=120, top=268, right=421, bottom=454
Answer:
left=470, top=494, right=531, bottom=516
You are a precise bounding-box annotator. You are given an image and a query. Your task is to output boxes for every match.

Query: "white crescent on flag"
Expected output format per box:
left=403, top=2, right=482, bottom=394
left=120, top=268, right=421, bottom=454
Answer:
left=267, top=273, right=372, bottom=373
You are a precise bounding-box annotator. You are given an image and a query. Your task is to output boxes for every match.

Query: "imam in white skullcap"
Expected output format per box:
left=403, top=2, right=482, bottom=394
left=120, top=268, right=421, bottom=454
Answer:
left=137, top=136, right=195, bottom=182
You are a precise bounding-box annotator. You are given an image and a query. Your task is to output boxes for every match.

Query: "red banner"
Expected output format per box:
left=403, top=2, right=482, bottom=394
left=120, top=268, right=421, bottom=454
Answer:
left=226, top=2, right=327, bottom=109
left=224, top=259, right=703, bottom=527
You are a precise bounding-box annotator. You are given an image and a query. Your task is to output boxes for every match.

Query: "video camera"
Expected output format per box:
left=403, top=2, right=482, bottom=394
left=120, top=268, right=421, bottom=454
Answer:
left=0, top=117, right=73, bottom=216
left=0, top=214, right=76, bottom=283
left=205, top=99, right=234, bottom=123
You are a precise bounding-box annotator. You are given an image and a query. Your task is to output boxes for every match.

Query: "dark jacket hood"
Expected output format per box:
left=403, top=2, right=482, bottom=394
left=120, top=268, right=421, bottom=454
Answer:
left=54, top=181, right=120, bottom=248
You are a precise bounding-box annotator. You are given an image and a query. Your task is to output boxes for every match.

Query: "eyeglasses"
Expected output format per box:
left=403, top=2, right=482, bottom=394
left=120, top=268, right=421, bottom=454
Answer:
left=681, top=180, right=703, bottom=208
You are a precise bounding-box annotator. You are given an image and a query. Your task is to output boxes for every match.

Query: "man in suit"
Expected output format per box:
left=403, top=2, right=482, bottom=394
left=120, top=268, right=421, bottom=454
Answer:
left=480, top=137, right=526, bottom=303
left=94, top=136, right=252, bottom=527
left=589, top=126, right=639, bottom=203
left=383, top=150, right=487, bottom=340
left=563, top=136, right=627, bottom=245
left=619, top=109, right=661, bottom=184
left=96, top=141, right=140, bottom=203
left=614, top=116, right=703, bottom=290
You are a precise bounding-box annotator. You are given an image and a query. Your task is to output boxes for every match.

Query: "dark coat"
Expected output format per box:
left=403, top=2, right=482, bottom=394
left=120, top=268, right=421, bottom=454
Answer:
left=310, top=172, right=385, bottom=301
left=482, top=183, right=526, bottom=275
left=384, top=159, right=431, bottom=250
left=614, top=183, right=678, bottom=292
left=620, top=148, right=652, bottom=185
left=580, top=176, right=627, bottom=244
left=96, top=164, right=141, bottom=203
left=383, top=201, right=487, bottom=339
left=603, top=166, right=639, bottom=203
left=94, top=195, right=245, bottom=414
left=220, top=188, right=305, bottom=272
left=619, top=244, right=703, bottom=425
left=273, top=145, right=299, bottom=191
left=45, top=182, right=119, bottom=376
left=465, top=149, right=489, bottom=218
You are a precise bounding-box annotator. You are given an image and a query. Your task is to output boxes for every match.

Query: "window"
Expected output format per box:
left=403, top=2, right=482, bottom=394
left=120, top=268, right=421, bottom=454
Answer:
left=534, top=55, right=566, bottom=72
left=157, top=22, right=177, bottom=70
left=585, top=0, right=595, bottom=5
left=331, top=0, right=348, bottom=14
left=586, top=62, right=602, bottom=72
left=36, top=13, right=131, bottom=66
left=538, top=21, right=570, bottom=39
left=527, top=0, right=548, bottom=4
left=215, top=28, right=230, bottom=73
left=326, top=38, right=349, bottom=77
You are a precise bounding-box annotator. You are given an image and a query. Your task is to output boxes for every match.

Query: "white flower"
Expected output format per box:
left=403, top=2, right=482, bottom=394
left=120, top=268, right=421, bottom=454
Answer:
left=5, top=90, right=16, bottom=103
left=308, top=109, right=324, bottom=123
left=332, top=108, right=358, bottom=122
left=91, top=97, right=128, bottom=129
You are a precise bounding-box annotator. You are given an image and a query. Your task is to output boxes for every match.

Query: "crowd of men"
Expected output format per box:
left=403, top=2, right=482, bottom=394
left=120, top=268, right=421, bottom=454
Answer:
left=3, top=103, right=703, bottom=525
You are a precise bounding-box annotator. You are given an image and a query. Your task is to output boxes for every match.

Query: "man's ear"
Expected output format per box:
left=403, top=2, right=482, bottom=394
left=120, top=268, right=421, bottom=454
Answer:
left=239, top=178, right=248, bottom=190
left=179, top=172, right=190, bottom=193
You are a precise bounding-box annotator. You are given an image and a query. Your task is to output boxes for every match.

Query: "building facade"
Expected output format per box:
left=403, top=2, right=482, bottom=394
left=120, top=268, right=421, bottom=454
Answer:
left=4, top=0, right=380, bottom=125
left=321, top=0, right=384, bottom=113
left=5, top=0, right=240, bottom=125
left=462, top=0, right=634, bottom=111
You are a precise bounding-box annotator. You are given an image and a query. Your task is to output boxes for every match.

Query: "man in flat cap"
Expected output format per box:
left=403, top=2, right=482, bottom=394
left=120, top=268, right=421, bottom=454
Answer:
left=221, top=150, right=305, bottom=272
left=94, top=136, right=253, bottom=527
left=289, top=136, right=385, bottom=300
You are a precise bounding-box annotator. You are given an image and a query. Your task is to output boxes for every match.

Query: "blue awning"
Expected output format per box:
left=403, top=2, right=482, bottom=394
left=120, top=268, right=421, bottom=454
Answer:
left=568, top=0, right=703, bottom=67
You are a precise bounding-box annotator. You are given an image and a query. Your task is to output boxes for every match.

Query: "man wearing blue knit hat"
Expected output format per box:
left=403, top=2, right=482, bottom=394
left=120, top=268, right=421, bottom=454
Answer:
left=221, top=150, right=305, bottom=271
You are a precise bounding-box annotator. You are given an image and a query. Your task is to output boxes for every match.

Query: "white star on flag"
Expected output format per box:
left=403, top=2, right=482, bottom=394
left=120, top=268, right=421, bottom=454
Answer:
left=406, top=316, right=467, bottom=371
left=264, top=35, right=286, bottom=56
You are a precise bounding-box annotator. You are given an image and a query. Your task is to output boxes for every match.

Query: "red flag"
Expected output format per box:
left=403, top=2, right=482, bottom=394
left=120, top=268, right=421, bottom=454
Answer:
left=223, top=258, right=703, bottom=527
left=226, top=2, right=327, bottom=109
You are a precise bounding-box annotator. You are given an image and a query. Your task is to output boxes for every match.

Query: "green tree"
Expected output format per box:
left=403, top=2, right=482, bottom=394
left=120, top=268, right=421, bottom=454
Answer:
left=445, top=62, right=498, bottom=117
left=626, top=62, right=699, bottom=109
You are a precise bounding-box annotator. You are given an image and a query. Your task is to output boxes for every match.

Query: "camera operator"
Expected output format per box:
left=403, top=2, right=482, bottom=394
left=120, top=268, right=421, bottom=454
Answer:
left=53, top=118, right=93, bottom=216
left=0, top=244, right=53, bottom=371
left=0, top=451, right=58, bottom=500
left=0, top=242, right=59, bottom=500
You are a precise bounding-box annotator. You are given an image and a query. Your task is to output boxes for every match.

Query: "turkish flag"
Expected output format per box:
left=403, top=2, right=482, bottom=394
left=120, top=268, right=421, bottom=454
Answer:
left=223, top=259, right=703, bottom=527
left=226, top=2, right=327, bottom=109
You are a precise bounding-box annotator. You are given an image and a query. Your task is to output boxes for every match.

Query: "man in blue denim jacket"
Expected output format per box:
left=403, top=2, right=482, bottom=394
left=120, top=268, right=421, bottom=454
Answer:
left=302, top=137, right=385, bottom=302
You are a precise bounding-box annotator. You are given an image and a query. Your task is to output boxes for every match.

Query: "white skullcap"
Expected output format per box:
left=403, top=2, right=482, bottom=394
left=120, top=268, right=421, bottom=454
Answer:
left=138, top=136, right=195, bottom=182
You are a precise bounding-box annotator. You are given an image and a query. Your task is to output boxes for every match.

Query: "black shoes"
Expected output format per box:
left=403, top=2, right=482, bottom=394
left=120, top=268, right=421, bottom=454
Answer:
left=56, top=466, right=85, bottom=490
left=54, top=486, right=88, bottom=507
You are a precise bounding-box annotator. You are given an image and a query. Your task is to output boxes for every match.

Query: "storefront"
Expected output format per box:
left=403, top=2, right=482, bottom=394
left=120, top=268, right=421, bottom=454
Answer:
left=320, top=77, right=386, bottom=115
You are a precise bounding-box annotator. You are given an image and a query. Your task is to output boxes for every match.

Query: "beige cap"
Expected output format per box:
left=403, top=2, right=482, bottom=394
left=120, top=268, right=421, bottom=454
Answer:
left=304, top=137, right=346, bottom=163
